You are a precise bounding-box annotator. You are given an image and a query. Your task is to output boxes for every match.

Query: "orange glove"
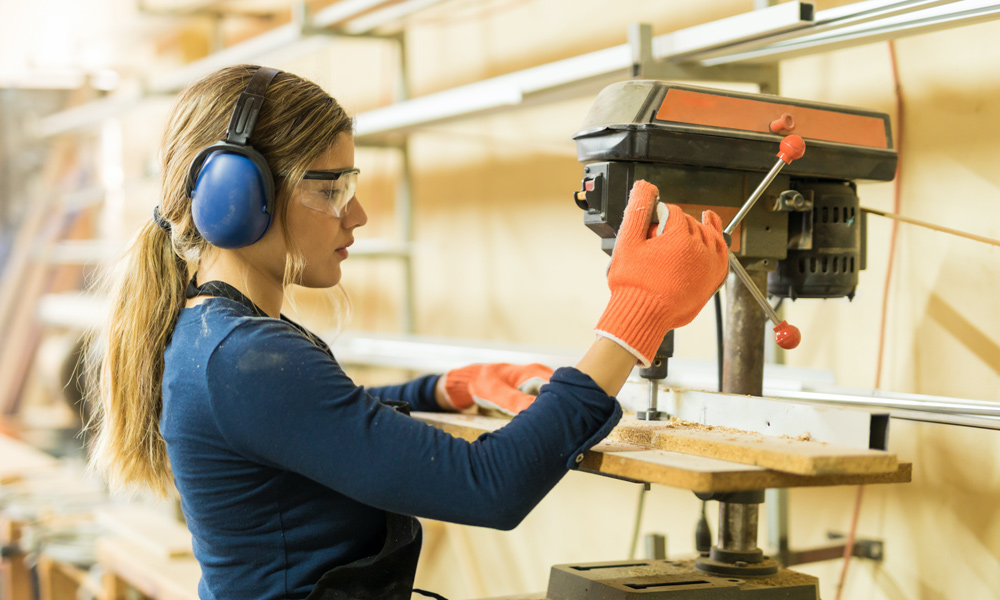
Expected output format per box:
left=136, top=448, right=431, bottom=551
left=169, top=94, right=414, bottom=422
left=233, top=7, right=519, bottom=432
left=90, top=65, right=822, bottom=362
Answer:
left=440, top=364, right=481, bottom=410
left=596, top=180, right=729, bottom=367
left=440, top=363, right=553, bottom=415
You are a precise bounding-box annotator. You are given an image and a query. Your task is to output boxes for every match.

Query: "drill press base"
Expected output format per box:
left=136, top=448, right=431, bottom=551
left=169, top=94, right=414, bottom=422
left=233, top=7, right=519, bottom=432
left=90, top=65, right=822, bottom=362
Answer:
left=546, top=558, right=818, bottom=599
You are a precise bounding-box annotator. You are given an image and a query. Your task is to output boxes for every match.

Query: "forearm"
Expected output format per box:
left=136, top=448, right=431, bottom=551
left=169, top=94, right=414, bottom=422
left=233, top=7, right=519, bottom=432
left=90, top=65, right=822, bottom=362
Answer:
left=433, top=374, right=455, bottom=410
left=435, top=337, right=636, bottom=408
left=368, top=374, right=443, bottom=412
left=574, top=336, right=638, bottom=397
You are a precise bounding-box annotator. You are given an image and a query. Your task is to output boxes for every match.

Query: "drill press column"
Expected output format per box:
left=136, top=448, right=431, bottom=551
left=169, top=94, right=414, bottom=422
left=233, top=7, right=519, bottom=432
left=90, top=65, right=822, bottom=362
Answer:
left=723, top=264, right=768, bottom=397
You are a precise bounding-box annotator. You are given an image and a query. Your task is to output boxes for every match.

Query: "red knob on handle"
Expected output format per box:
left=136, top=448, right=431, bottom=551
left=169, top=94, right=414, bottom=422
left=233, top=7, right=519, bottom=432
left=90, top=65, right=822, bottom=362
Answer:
left=774, top=320, right=801, bottom=350
left=770, top=113, right=796, bottom=134
left=776, top=134, right=806, bottom=165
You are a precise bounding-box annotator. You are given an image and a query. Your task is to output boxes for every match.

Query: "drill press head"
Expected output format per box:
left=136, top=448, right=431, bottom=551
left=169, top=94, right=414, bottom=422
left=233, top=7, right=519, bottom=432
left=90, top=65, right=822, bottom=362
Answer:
left=573, top=80, right=897, bottom=300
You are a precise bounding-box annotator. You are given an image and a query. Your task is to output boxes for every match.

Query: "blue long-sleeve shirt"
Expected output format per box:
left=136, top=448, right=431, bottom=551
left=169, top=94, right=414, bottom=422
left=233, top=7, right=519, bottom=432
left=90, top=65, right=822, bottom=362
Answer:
left=160, top=298, right=621, bottom=599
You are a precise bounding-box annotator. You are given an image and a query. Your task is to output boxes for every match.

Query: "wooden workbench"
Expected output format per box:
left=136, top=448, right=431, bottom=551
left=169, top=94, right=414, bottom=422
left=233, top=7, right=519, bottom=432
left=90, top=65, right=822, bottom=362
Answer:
left=98, top=537, right=200, bottom=600
left=0, top=433, right=59, bottom=484
left=95, top=505, right=199, bottom=600
left=414, top=412, right=911, bottom=492
left=0, top=433, right=62, bottom=600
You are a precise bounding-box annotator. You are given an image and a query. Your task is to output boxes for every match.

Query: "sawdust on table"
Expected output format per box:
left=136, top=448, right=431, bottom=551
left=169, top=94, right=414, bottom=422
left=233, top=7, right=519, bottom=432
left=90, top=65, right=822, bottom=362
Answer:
left=619, top=415, right=825, bottom=446
left=612, top=415, right=765, bottom=447
left=664, top=416, right=764, bottom=438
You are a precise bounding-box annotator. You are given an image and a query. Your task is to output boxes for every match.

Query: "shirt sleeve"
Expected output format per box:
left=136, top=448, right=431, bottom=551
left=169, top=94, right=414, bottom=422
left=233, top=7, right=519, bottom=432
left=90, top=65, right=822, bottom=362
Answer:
left=367, top=375, right=443, bottom=413
left=204, top=320, right=621, bottom=530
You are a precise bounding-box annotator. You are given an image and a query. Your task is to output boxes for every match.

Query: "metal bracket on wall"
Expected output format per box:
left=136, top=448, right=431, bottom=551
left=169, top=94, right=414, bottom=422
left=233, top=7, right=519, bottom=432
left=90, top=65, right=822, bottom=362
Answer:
left=628, top=23, right=781, bottom=94
left=782, top=533, right=885, bottom=566
left=767, top=488, right=884, bottom=568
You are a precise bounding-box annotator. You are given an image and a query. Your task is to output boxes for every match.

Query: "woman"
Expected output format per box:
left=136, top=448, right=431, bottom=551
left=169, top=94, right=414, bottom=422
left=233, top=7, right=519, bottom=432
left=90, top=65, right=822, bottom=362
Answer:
left=89, top=65, right=729, bottom=600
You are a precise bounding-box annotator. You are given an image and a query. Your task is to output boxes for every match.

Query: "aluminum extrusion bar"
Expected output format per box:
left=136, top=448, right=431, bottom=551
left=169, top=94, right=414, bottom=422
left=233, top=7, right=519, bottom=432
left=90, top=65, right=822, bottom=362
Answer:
left=773, top=388, right=1000, bottom=417
left=612, top=386, right=888, bottom=450
left=145, top=24, right=325, bottom=94
left=327, top=333, right=1000, bottom=431
left=339, top=0, right=448, bottom=34
left=354, top=9, right=810, bottom=140
left=311, top=0, right=408, bottom=28
left=683, top=0, right=957, bottom=62
left=35, top=89, right=148, bottom=139
left=653, top=2, right=815, bottom=62
left=36, top=1, right=1000, bottom=138
left=34, top=0, right=450, bottom=136
left=144, top=0, right=442, bottom=94
left=355, top=45, right=632, bottom=138
left=701, top=0, right=1000, bottom=65
left=358, top=1, right=999, bottom=138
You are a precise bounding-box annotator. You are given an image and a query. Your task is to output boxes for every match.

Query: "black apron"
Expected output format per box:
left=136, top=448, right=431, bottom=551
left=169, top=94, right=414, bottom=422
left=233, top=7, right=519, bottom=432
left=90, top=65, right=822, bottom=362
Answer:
left=187, top=278, right=444, bottom=600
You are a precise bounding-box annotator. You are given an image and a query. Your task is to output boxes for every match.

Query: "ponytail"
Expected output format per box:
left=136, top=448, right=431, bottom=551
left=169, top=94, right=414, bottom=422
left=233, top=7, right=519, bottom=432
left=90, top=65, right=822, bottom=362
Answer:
left=88, top=220, right=187, bottom=497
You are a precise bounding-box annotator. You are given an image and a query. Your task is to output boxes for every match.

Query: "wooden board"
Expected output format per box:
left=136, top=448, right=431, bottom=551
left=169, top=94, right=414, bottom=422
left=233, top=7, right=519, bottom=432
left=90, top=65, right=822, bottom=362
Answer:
left=1, top=517, right=32, bottom=600
left=607, top=413, right=897, bottom=475
left=0, top=434, right=59, bottom=484
left=97, top=537, right=200, bottom=600
left=413, top=412, right=911, bottom=492
left=584, top=447, right=910, bottom=493
left=94, top=506, right=193, bottom=559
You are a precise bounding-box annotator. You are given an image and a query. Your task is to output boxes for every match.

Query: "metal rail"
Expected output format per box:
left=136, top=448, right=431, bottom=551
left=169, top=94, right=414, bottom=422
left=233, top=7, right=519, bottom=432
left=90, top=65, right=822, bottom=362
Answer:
left=40, top=1, right=1000, bottom=138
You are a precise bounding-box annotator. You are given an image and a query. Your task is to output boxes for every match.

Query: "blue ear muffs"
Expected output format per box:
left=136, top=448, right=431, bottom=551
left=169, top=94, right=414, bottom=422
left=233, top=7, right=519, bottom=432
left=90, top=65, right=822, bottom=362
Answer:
left=186, top=67, right=280, bottom=249
left=188, top=143, right=274, bottom=248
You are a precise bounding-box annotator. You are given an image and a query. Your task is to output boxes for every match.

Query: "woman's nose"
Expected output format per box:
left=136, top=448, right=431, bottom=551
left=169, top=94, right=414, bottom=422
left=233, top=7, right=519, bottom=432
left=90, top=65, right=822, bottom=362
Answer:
left=343, top=196, right=367, bottom=229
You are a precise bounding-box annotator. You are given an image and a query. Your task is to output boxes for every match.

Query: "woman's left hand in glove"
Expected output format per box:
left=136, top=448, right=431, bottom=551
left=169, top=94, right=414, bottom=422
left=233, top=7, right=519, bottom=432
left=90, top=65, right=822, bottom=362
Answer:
left=437, top=363, right=554, bottom=415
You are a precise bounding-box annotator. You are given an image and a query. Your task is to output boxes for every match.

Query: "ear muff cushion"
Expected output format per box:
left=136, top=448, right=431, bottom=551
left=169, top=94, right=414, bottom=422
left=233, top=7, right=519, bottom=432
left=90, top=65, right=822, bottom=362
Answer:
left=190, top=147, right=274, bottom=249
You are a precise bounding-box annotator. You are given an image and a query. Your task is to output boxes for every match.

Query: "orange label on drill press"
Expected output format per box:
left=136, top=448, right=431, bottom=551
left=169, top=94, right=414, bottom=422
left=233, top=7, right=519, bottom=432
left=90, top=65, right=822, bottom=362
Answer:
left=675, top=204, right=741, bottom=252
left=656, top=89, right=889, bottom=149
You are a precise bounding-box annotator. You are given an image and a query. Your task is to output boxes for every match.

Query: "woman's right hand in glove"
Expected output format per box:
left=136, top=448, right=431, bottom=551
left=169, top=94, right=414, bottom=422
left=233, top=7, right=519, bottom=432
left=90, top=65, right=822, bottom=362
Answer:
left=594, top=179, right=730, bottom=368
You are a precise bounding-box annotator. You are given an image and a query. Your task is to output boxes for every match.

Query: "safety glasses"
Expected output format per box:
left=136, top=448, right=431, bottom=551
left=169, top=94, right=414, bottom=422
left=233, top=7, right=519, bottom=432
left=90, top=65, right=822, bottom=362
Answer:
left=299, top=168, right=360, bottom=218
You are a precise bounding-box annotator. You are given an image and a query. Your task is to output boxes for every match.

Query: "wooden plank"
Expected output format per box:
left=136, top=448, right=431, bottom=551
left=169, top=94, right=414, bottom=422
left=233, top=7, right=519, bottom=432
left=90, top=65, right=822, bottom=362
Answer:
left=0, top=433, right=60, bottom=484
left=584, top=448, right=911, bottom=493
left=606, top=413, right=897, bottom=475
left=0, top=517, right=31, bottom=600
left=413, top=412, right=911, bottom=492
left=94, top=506, right=193, bottom=560
left=36, top=554, right=87, bottom=600
left=97, top=537, right=200, bottom=600
left=0, top=141, right=72, bottom=417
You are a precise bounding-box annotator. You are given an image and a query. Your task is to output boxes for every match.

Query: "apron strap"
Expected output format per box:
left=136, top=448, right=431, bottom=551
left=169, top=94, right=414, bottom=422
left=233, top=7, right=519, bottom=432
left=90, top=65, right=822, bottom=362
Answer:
left=186, top=275, right=336, bottom=353
left=186, top=276, right=269, bottom=318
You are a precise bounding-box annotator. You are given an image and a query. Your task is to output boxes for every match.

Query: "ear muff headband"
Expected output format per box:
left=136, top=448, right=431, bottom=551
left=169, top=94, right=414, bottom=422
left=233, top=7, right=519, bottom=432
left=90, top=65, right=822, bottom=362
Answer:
left=187, top=67, right=281, bottom=249
left=224, top=67, right=279, bottom=147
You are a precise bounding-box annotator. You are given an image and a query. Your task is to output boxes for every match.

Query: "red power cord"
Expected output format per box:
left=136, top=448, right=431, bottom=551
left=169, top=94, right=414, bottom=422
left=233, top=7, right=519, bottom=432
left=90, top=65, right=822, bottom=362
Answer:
left=836, top=39, right=905, bottom=600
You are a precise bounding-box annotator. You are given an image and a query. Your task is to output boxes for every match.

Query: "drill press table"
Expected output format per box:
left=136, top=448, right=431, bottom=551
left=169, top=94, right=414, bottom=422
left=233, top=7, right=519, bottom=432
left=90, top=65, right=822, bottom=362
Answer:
left=412, top=412, right=910, bottom=492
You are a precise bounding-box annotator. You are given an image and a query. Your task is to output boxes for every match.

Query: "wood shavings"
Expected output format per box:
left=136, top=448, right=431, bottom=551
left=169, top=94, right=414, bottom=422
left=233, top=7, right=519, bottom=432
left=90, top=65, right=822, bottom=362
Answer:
left=665, top=416, right=764, bottom=439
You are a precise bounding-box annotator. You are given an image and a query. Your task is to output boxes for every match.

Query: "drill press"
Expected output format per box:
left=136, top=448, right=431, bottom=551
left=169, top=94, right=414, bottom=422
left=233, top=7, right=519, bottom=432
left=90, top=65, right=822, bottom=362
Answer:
left=558, top=81, right=897, bottom=598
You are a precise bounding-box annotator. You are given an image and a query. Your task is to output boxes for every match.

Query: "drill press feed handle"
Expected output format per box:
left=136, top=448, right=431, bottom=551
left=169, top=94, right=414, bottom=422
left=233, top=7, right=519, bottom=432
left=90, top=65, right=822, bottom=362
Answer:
left=774, top=320, right=802, bottom=350
left=777, top=134, right=806, bottom=164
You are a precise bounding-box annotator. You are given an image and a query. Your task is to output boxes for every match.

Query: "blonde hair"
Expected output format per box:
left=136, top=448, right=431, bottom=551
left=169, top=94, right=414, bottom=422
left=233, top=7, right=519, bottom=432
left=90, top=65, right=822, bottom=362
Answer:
left=88, top=65, right=353, bottom=496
